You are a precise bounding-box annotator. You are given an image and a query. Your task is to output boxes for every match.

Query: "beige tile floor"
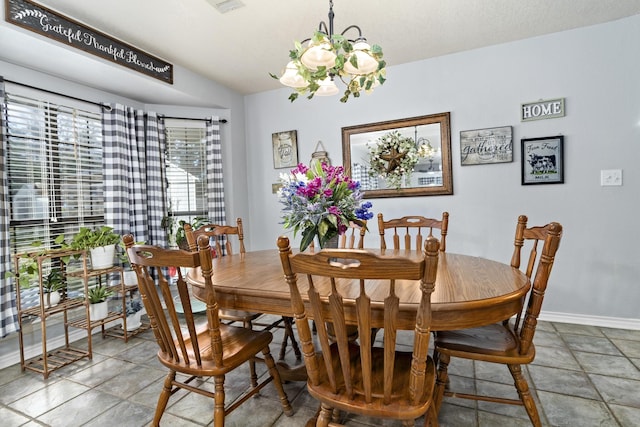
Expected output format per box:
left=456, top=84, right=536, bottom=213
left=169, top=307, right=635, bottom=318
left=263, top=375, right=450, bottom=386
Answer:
left=1, top=315, right=639, bottom=426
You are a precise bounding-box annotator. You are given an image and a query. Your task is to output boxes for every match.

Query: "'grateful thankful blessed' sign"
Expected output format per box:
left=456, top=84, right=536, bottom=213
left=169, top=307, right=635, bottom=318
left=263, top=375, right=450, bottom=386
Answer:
left=5, top=0, right=173, bottom=84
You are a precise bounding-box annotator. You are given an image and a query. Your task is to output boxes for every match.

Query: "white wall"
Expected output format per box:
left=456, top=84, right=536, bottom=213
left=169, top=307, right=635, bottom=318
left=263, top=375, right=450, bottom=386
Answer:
left=244, top=16, right=640, bottom=323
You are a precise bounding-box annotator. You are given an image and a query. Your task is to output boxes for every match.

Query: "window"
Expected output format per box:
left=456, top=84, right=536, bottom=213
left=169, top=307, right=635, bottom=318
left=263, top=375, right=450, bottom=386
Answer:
left=164, top=123, right=208, bottom=233
left=6, top=92, right=104, bottom=255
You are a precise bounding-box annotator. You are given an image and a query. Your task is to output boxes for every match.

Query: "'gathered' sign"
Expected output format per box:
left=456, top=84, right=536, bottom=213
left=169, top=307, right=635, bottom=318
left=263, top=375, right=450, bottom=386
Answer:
left=5, top=0, right=173, bottom=84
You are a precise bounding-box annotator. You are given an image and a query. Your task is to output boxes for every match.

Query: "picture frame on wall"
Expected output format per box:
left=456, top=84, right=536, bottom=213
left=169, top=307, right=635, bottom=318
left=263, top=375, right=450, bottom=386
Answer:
left=521, top=136, right=564, bottom=185
left=272, top=130, right=298, bottom=169
left=460, top=126, right=513, bottom=165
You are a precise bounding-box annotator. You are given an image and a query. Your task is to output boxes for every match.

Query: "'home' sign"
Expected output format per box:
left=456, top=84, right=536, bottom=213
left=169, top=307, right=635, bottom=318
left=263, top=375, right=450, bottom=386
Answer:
left=521, top=98, right=565, bottom=122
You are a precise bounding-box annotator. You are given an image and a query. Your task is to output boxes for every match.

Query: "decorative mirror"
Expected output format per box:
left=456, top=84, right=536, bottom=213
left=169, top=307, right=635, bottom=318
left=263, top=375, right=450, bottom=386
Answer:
left=342, top=113, right=453, bottom=198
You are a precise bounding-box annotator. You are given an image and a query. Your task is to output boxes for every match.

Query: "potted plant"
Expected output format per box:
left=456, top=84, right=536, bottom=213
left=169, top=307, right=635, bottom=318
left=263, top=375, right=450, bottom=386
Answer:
left=42, top=267, right=65, bottom=308
left=117, top=240, right=145, bottom=286
left=63, top=226, right=121, bottom=269
left=87, top=284, right=113, bottom=320
left=120, top=298, right=145, bottom=331
left=164, top=216, right=211, bottom=250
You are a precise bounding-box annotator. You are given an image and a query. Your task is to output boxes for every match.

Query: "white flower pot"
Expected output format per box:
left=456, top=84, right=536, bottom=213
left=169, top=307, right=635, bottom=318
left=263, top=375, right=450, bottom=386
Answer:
left=123, top=310, right=143, bottom=331
left=43, top=290, right=61, bottom=308
left=89, top=301, right=109, bottom=320
left=123, top=270, right=138, bottom=286
left=90, top=244, right=116, bottom=270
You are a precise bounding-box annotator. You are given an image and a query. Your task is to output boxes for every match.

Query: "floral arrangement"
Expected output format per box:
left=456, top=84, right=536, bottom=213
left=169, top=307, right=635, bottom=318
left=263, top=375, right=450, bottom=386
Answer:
left=278, top=162, right=374, bottom=251
left=368, top=131, right=419, bottom=189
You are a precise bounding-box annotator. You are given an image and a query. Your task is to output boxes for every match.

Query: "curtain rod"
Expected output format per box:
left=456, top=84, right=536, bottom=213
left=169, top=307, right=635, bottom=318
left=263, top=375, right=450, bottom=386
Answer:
left=160, top=115, right=228, bottom=123
left=4, top=78, right=109, bottom=110
left=4, top=80, right=228, bottom=123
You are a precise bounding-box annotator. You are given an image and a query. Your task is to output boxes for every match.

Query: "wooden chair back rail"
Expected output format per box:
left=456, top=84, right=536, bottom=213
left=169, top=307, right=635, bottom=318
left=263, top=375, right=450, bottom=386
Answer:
left=378, top=212, right=449, bottom=252
left=278, top=235, right=440, bottom=424
left=184, top=218, right=245, bottom=256
left=510, top=215, right=563, bottom=346
left=125, top=238, right=218, bottom=367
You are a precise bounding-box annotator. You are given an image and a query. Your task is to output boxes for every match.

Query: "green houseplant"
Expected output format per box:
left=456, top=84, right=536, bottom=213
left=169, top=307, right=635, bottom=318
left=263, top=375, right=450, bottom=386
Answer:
left=87, top=284, right=113, bottom=321
left=42, top=267, right=65, bottom=308
left=62, top=226, right=121, bottom=269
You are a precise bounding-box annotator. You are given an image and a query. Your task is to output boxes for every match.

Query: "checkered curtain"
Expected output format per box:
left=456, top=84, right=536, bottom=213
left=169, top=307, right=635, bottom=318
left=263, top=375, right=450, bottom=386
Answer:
left=0, top=77, right=19, bottom=337
left=102, top=104, right=167, bottom=247
left=206, top=118, right=226, bottom=226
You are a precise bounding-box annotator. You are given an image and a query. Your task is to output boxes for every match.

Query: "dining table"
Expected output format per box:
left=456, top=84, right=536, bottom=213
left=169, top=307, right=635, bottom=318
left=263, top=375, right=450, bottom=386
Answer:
left=186, top=247, right=529, bottom=382
left=186, top=248, right=530, bottom=332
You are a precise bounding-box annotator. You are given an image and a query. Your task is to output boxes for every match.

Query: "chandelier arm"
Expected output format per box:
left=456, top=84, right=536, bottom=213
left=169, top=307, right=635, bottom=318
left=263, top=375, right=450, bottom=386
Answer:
left=318, top=21, right=329, bottom=35
left=340, top=24, right=364, bottom=40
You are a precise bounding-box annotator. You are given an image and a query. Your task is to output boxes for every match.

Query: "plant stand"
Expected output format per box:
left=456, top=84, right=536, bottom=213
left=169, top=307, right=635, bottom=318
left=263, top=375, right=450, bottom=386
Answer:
left=14, top=248, right=91, bottom=379
left=13, top=248, right=148, bottom=379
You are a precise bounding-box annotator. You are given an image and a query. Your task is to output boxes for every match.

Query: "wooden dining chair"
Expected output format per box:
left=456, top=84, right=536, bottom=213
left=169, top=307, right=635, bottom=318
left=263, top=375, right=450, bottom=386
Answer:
left=184, top=220, right=302, bottom=365
left=432, top=216, right=563, bottom=427
left=123, top=234, right=293, bottom=427
left=278, top=235, right=441, bottom=427
left=378, top=212, right=449, bottom=252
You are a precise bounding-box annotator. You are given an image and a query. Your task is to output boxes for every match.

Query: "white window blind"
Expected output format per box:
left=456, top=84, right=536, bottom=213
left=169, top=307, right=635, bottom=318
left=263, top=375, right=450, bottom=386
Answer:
left=6, top=92, right=104, bottom=255
left=165, top=125, right=208, bottom=225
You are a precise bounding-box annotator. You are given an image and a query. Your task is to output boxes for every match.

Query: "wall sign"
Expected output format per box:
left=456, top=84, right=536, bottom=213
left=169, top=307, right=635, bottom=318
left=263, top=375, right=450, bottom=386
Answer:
left=5, top=0, right=173, bottom=84
left=521, top=98, right=565, bottom=122
left=521, top=136, right=564, bottom=185
left=459, top=126, right=513, bottom=166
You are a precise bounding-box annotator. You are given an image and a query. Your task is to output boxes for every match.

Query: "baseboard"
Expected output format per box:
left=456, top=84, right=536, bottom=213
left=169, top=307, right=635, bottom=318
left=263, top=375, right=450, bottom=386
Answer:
left=539, top=311, right=640, bottom=330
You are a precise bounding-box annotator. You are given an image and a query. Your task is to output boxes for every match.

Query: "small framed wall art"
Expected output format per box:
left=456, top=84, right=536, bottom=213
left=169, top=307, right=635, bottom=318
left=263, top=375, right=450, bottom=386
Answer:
left=460, top=126, right=513, bottom=165
left=521, top=136, right=564, bottom=185
left=272, top=130, right=298, bottom=169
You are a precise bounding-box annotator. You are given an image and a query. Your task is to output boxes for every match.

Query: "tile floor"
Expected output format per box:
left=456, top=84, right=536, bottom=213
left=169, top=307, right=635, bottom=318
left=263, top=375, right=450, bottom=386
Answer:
left=1, top=316, right=639, bottom=426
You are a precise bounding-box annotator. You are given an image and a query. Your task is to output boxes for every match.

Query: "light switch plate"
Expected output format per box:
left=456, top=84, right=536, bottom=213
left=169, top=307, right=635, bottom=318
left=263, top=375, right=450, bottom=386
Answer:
left=601, top=169, right=622, bottom=186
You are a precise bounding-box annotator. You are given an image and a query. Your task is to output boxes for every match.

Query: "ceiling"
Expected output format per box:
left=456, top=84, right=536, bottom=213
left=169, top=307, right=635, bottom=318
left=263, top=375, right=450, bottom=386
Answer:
left=2, top=0, right=640, bottom=99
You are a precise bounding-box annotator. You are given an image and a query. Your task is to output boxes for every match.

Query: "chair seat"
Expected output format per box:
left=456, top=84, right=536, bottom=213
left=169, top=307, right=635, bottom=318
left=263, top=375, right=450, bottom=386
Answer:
left=309, top=343, right=436, bottom=421
left=158, top=323, right=273, bottom=374
left=219, top=308, right=261, bottom=322
left=435, top=323, right=535, bottom=364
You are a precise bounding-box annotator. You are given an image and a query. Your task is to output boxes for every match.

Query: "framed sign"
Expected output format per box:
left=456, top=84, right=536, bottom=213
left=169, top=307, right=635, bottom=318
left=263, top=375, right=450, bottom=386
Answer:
left=5, top=0, right=173, bottom=83
left=460, top=126, right=513, bottom=165
left=521, top=136, right=564, bottom=185
left=272, top=130, right=298, bottom=169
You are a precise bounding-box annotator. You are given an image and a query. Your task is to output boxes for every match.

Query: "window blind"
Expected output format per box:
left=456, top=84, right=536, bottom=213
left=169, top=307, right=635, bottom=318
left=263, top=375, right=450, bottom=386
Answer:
left=6, top=92, right=104, bottom=255
left=165, top=126, right=208, bottom=226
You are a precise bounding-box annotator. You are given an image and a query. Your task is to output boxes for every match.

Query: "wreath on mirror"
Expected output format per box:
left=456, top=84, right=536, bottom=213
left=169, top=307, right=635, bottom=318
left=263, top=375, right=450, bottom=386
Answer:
left=367, top=131, right=419, bottom=189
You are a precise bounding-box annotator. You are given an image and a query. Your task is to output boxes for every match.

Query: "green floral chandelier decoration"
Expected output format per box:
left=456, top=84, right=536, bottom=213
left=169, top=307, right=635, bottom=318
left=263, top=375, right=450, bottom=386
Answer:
left=271, top=0, right=386, bottom=103
left=368, top=131, right=419, bottom=189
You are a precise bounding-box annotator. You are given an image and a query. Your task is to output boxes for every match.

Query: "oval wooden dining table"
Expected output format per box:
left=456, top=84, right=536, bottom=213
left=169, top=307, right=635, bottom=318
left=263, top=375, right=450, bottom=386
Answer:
left=186, top=248, right=530, bottom=332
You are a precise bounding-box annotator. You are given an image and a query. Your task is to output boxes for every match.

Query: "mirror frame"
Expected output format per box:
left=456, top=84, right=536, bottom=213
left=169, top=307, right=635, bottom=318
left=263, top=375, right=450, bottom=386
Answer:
left=342, top=112, right=453, bottom=199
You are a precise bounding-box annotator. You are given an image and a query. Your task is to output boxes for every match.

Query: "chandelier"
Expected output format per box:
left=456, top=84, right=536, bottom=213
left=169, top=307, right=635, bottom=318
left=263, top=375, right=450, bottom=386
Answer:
left=272, top=0, right=386, bottom=103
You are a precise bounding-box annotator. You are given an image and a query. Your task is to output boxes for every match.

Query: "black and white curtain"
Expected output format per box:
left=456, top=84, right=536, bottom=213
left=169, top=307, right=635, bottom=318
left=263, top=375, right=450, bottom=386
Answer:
left=205, top=118, right=226, bottom=226
left=102, top=104, right=166, bottom=246
left=0, top=77, right=19, bottom=337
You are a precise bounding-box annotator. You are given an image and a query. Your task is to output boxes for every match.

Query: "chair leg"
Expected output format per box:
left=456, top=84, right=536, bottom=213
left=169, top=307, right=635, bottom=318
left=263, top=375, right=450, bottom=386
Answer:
left=317, top=403, right=334, bottom=427
left=424, top=404, right=439, bottom=427
left=263, top=346, right=294, bottom=416
left=213, top=375, right=226, bottom=427
left=433, top=351, right=449, bottom=413
left=508, top=364, right=541, bottom=427
left=242, top=319, right=259, bottom=388
left=280, top=316, right=302, bottom=361
left=153, top=371, right=175, bottom=426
